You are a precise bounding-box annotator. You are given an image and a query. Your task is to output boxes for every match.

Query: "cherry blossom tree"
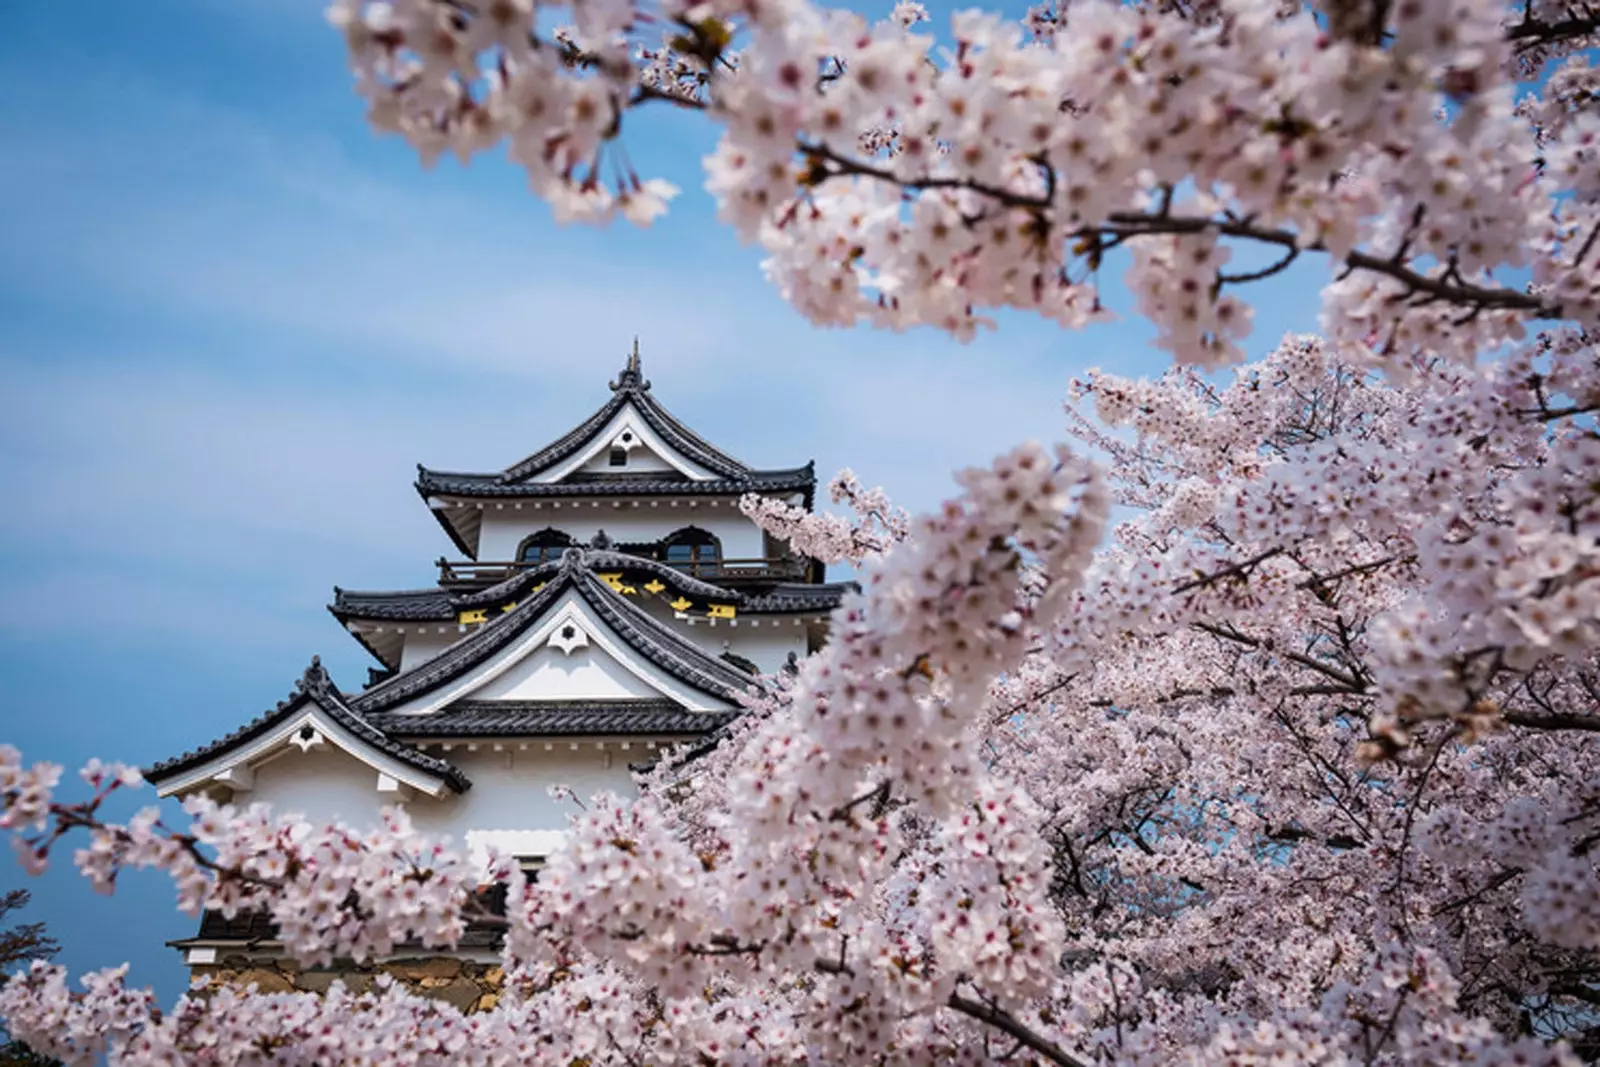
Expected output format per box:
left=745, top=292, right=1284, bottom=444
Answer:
left=0, top=891, right=59, bottom=1067
left=3, top=0, right=1599, bottom=1063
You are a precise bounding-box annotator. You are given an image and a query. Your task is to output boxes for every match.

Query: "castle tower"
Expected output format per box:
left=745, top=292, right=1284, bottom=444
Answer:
left=145, top=346, right=853, bottom=983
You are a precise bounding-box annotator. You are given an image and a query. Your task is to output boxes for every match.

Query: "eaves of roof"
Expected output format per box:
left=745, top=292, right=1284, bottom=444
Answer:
left=415, top=464, right=816, bottom=501
left=330, top=586, right=457, bottom=621
left=329, top=558, right=853, bottom=628
left=371, top=699, right=737, bottom=738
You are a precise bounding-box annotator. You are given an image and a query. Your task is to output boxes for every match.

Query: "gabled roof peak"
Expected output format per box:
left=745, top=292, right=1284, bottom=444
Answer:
left=609, top=337, right=650, bottom=393
left=147, top=658, right=470, bottom=795
left=348, top=560, right=753, bottom=715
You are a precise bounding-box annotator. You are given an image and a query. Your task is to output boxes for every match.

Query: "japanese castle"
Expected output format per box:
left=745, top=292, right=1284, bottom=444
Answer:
left=147, top=346, right=851, bottom=978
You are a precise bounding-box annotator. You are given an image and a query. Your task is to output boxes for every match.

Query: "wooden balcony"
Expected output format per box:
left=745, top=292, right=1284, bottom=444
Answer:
left=437, top=555, right=809, bottom=588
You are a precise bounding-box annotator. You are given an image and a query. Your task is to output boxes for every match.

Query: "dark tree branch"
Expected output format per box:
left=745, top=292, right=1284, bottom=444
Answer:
left=947, top=990, right=1094, bottom=1067
left=1501, top=710, right=1600, bottom=733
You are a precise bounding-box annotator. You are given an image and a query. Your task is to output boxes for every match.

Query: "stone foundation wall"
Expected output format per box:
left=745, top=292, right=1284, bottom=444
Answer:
left=191, top=956, right=503, bottom=1014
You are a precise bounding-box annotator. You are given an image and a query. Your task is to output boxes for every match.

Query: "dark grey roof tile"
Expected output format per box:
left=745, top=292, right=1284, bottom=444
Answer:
left=330, top=586, right=457, bottom=621
left=741, top=581, right=859, bottom=613
left=416, top=465, right=815, bottom=500
left=372, top=700, right=735, bottom=737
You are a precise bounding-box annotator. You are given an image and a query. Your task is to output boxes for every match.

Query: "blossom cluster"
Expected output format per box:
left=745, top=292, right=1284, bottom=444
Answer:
left=740, top=469, right=909, bottom=565
left=329, top=0, right=1596, bottom=369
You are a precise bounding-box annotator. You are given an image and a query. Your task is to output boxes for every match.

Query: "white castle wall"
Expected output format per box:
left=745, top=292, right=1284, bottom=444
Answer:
left=633, top=598, right=809, bottom=673
left=241, top=743, right=647, bottom=862
left=575, top=446, right=677, bottom=476
left=468, top=643, right=663, bottom=702
left=399, top=630, right=461, bottom=672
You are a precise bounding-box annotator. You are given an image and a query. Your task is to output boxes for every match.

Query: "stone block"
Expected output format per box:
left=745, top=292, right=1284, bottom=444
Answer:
left=390, top=957, right=462, bottom=980
left=237, top=968, right=294, bottom=994
left=294, top=971, right=344, bottom=994
left=428, top=977, right=485, bottom=1013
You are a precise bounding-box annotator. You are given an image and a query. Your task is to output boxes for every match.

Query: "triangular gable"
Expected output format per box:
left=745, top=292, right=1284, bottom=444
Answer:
left=369, top=590, right=734, bottom=715
left=495, top=350, right=751, bottom=483
left=145, top=660, right=469, bottom=800
left=530, top=400, right=717, bottom=484
left=349, top=554, right=751, bottom=719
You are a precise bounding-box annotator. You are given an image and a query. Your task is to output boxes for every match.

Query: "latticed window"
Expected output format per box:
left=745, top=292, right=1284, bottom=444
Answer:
left=517, top=529, right=575, bottom=564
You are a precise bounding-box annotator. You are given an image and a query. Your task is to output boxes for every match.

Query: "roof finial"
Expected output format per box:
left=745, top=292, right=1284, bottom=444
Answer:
left=610, top=338, right=650, bottom=392
left=296, top=655, right=333, bottom=698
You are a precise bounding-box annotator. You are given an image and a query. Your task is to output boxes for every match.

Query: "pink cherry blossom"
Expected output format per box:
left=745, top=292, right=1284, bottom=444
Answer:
left=3, top=0, right=1600, bottom=1062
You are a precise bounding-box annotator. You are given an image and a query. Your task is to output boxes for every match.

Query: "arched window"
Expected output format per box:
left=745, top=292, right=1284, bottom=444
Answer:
left=662, top=527, right=720, bottom=575
left=517, top=528, right=575, bottom=565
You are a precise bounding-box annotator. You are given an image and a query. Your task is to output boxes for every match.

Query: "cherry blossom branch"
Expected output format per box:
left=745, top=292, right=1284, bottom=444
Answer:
left=799, top=144, right=1563, bottom=321
left=1170, top=548, right=1286, bottom=595
left=1505, top=9, right=1600, bottom=48
left=946, top=989, right=1092, bottom=1067
left=1500, top=710, right=1600, bottom=732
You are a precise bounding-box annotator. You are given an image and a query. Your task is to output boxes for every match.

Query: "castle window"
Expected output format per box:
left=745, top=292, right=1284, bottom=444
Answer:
left=663, top=527, right=720, bottom=575
left=608, top=447, right=627, bottom=467
left=517, top=528, right=575, bottom=565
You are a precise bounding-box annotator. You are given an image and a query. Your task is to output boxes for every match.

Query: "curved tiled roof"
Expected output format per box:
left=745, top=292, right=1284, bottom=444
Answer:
left=330, top=586, right=457, bottom=621
left=330, top=557, right=853, bottom=627
left=371, top=700, right=737, bottom=737
left=498, top=353, right=750, bottom=482
left=742, top=581, right=860, bottom=613
left=413, top=354, right=815, bottom=557
left=145, top=658, right=470, bottom=793
left=348, top=550, right=754, bottom=715
left=453, top=550, right=747, bottom=609
left=416, top=464, right=816, bottom=500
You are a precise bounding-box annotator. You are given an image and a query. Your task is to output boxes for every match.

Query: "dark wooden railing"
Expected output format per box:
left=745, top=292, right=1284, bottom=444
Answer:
left=437, top=555, right=808, bottom=587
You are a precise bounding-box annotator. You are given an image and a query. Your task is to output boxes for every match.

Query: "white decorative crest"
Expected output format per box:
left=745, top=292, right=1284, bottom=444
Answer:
left=547, top=613, right=590, bottom=656
left=609, top=423, right=643, bottom=453
left=290, top=725, right=326, bottom=753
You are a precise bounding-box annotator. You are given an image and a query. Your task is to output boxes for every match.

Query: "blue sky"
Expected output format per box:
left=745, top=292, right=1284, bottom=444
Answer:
left=0, top=0, right=1325, bottom=1004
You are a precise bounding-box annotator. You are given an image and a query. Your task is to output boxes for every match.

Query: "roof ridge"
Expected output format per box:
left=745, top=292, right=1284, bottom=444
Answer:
left=572, top=569, right=753, bottom=695
left=334, top=585, right=455, bottom=600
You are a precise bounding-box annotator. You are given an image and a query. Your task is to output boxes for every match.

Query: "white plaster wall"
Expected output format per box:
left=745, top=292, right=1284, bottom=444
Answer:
left=242, top=745, right=640, bottom=855
left=467, top=643, right=661, bottom=702
left=398, top=630, right=463, bottom=672
left=243, top=746, right=388, bottom=824
left=635, top=599, right=809, bottom=673
left=576, top=445, right=676, bottom=476
left=476, top=508, right=768, bottom=562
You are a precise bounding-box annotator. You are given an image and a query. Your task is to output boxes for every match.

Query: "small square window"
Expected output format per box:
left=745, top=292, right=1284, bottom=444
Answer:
left=608, top=447, right=627, bottom=467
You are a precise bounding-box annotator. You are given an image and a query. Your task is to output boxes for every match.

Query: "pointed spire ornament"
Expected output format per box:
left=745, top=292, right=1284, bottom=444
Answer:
left=609, top=337, right=650, bottom=392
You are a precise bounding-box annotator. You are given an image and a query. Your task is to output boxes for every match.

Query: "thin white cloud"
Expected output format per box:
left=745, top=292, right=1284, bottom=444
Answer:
left=0, top=566, right=309, bottom=647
